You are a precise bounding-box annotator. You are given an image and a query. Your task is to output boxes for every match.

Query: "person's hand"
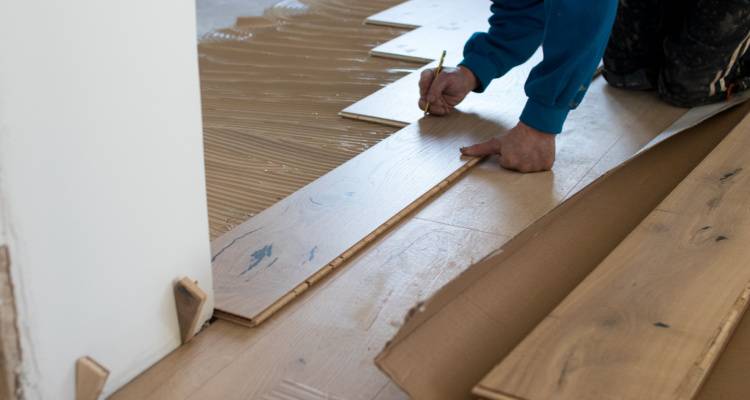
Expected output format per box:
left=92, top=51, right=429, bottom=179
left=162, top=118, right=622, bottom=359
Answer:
left=460, top=122, right=556, bottom=172
left=418, top=66, right=478, bottom=115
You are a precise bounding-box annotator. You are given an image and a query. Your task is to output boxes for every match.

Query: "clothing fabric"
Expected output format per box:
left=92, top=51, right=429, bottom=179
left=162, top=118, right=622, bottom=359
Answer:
left=604, top=0, right=750, bottom=107
left=459, top=0, right=618, bottom=134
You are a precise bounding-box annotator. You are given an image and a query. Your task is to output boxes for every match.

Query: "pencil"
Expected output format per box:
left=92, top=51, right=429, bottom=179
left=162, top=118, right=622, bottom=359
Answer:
left=424, top=50, right=447, bottom=116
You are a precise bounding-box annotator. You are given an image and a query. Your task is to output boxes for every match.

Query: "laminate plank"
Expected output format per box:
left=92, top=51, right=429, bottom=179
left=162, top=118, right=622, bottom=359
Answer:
left=475, top=112, right=750, bottom=400
left=365, top=0, right=461, bottom=29
left=375, top=103, right=750, bottom=400
left=212, top=110, right=510, bottom=325
left=210, top=46, right=534, bottom=325
left=112, top=218, right=506, bottom=400
left=370, top=19, right=488, bottom=63
left=340, top=57, right=452, bottom=126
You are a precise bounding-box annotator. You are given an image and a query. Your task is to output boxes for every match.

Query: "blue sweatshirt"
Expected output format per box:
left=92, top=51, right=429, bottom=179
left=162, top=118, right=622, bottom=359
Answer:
left=459, top=0, right=618, bottom=134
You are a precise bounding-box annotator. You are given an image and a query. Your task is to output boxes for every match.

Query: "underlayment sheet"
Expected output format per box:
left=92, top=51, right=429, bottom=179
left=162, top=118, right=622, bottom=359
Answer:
left=199, top=0, right=415, bottom=238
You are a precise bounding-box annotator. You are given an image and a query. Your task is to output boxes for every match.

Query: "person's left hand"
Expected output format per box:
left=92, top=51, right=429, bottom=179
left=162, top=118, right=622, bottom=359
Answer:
left=460, top=121, right=556, bottom=173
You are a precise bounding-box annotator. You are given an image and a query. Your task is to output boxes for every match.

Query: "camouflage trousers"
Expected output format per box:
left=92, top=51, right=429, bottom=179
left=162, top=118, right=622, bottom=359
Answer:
left=603, top=0, right=750, bottom=107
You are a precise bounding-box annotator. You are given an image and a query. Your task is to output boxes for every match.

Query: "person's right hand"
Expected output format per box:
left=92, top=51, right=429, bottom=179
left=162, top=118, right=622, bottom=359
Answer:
left=418, top=66, right=478, bottom=115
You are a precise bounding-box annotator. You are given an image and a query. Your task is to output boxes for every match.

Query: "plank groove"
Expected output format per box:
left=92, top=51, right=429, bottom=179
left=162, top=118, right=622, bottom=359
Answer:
left=475, top=112, right=750, bottom=400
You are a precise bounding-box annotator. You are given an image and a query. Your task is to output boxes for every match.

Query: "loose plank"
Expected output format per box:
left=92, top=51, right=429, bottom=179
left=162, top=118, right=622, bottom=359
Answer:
left=366, top=0, right=453, bottom=29
left=475, top=112, right=750, bottom=400
left=370, top=18, right=488, bottom=63
left=375, top=103, right=750, bottom=400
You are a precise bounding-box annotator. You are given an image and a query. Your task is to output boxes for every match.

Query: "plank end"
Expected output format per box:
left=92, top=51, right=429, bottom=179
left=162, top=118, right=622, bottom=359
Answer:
left=75, top=356, right=109, bottom=400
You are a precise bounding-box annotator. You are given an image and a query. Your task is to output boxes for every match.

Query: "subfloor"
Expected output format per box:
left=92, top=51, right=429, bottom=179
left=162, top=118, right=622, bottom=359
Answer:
left=199, top=0, right=416, bottom=238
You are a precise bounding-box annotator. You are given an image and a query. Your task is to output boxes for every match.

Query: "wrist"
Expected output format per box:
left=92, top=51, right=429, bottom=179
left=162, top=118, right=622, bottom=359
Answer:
left=518, top=121, right=555, bottom=139
left=458, top=66, right=479, bottom=91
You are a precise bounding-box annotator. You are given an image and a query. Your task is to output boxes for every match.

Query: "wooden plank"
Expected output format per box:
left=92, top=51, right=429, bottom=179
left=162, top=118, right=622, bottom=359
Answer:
left=76, top=356, right=109, bottom=400
left=340, top=57, right=453, bottom=126
left=211, top=119, right=496, bottom=326
left=695, top=298, right=750, bottom=399
left=214, top=57, right=695, bottom=326
left=475, top=112, right=750, bottom=400
left=370, top=19, right=488, bottom=63
left=173, top=277, right=208, bottom=343
left=365, top=0, right=457, bottom=29
left=213, top=48, right=690, bottom=325
left=112, top=105, right=748, bottom=400
left=112, top=218, right=506, bottom=400
left=375, top=102, right=750, bottom=400
left=211, top=48, right=532, bottom=325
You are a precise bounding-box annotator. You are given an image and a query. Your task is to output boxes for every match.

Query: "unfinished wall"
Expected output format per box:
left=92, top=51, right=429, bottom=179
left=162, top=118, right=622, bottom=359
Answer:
left=0, top=0, right=213, bottom=398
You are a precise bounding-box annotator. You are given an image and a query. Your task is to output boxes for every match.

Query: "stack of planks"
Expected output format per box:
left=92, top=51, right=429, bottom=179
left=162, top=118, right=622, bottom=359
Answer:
left=114, top=1, right=750, bottom=399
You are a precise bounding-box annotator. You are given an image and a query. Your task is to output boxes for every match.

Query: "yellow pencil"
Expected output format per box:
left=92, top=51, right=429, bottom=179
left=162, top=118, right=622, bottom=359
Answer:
left=424, top=50, right=447, bottom=116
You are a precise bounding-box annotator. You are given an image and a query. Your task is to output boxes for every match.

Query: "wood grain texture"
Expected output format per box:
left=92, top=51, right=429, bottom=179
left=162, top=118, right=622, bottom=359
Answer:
left=476, top=112, right=750, bottom=400
left=212, top=113, right=501, bottom=325
left=173, top=277, right=208, bottom=343
left=210, top=49, right=536, bottom=325
left=112, top=218, right=505, bottom=400
left=76, top=356, right=109, bottom=400
left=346, top=50, right=689, bottom=236
left=213, top=49, right=686, bottom=326
left=111, top=105, right=750, bottom=400
left=375, top=103, right=750, bottom=400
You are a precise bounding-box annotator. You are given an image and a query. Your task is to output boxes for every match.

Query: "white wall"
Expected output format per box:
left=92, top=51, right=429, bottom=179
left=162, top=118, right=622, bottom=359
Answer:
left=0, top=1, right=213, bottom=398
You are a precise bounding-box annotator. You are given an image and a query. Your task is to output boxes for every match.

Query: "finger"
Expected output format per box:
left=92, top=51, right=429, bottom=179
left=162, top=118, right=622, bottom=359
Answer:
left=460, top=138, right=502, bottom=157
left=419, top=69, right=435, bottom=98
left=427, top=98, right=450, bottom=115
left=418, top=97, right=428, bottom=111
left=426, top=74, right=451, bottom=104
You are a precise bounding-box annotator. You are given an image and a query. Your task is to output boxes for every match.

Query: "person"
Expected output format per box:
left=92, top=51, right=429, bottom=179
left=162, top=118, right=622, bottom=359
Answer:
left=419, top=0, right=750, bottom=172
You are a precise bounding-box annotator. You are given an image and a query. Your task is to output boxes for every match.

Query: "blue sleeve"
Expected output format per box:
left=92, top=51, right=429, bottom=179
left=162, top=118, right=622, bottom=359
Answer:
left=459, top=0, right=618, bottom=134
left=459, top=0, right=545, bottom=93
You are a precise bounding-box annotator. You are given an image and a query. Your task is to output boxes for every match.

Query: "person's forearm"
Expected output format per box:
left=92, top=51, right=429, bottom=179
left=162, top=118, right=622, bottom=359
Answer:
left=459, top=0, right=545, bottom=92
left=521, top=0, right=618, bottom=134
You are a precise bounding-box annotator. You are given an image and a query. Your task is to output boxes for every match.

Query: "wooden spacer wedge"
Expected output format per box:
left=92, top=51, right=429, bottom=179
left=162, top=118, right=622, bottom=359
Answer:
left=174, top=277, right=208, bottom=343
left=75, top=356, right=109, bottom=400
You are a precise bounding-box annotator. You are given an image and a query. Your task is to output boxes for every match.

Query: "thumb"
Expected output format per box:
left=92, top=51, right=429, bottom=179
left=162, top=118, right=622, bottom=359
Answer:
left=460, top=138, right=501, bottom=157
